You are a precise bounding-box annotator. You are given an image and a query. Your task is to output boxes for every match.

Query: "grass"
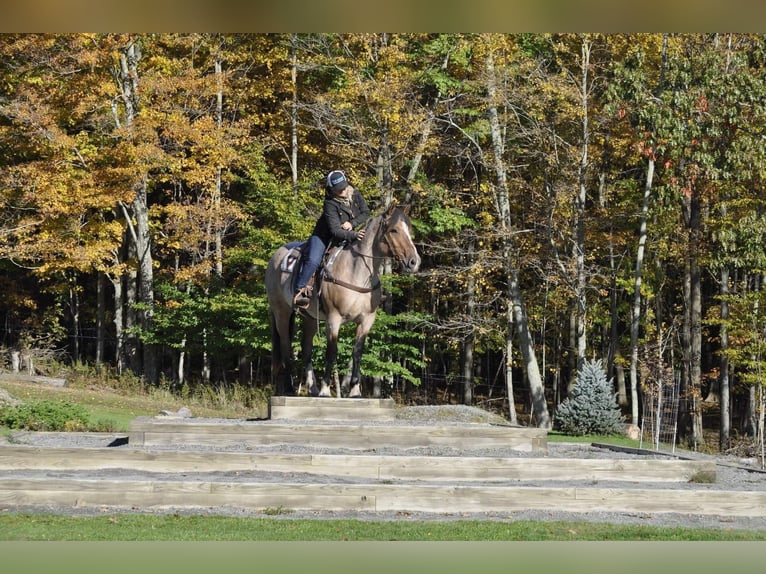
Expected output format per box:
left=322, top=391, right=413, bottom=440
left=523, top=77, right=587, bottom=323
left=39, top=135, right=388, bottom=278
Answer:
left=0, top=377, right=267, bottom=432
left=547, top=430, right=641, bottom=448
left=1, top=514, right=765, bottom=541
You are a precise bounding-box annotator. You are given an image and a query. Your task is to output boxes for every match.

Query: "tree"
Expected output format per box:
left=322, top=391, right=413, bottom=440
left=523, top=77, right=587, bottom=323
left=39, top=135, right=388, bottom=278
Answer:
left=555, top=358, right=624, bottom=435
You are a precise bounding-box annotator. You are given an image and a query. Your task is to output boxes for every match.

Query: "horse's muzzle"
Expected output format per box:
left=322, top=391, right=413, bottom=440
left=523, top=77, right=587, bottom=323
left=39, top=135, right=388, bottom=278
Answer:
left=403, top=254, right=421, bottom=273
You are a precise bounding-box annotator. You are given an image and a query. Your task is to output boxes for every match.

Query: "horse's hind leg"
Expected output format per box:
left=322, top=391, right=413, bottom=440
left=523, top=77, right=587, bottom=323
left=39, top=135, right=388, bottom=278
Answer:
left=271, top=310, right=296, bottom=396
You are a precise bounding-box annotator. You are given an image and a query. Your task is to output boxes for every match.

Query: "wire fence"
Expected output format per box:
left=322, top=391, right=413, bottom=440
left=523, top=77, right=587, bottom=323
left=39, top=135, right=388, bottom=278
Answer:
left=640, top=370, right=681, bottom=453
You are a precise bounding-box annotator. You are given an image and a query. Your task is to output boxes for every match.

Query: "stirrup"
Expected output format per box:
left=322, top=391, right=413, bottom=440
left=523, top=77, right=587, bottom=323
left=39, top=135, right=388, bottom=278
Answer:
left=293, top=287, right=312, bottom=308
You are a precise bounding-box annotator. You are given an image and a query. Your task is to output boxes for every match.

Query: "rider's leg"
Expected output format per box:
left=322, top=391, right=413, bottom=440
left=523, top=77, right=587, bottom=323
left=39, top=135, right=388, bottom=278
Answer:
left=294, top=235, right=325, bottom=306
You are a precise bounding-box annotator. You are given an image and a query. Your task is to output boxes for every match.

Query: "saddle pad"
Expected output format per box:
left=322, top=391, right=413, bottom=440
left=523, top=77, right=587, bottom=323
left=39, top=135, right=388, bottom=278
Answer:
left=280, top=245, right=303, bottom=273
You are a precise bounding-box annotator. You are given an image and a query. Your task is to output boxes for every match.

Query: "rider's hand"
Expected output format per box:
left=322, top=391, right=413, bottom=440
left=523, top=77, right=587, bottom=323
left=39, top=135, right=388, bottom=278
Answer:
left=341, top=221, right=352, bottom=231
left=356, top=229, right=365, bottom=240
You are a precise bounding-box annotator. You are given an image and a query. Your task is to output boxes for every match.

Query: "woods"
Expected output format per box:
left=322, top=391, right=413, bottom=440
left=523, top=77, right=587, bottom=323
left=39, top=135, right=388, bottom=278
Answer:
left=2, top=33, right=766, bottom=449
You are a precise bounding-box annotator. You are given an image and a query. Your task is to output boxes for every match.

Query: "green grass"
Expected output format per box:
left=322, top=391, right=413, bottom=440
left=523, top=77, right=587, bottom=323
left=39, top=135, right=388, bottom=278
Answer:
left=1, top=514, right=765, bottom=541
left=547, top=430, right=641, bottom=448
left=0, top=378, right=266, bottom=432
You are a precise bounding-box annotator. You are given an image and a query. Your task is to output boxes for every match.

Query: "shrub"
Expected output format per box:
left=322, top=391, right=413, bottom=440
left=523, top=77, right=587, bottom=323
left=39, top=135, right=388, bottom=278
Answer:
left=0, top=400, right=90, bottom=431
left=554, top=359, right=624, bottom=436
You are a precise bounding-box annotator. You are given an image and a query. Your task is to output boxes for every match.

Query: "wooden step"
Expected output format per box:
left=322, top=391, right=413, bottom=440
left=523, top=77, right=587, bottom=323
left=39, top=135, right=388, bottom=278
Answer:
left=268, top=396, right=395, bottom=421
left=127, top=417, right=548, bottom=453
left=2, top=476, right=764, bottom=517
left=0, top=444, right=716, bottom=483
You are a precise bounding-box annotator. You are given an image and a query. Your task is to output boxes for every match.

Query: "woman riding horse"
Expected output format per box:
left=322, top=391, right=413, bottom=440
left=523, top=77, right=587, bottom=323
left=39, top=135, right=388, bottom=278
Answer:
left=266, top=199, right=420, bottom=398
left=293, top=169, right=370, bottom=308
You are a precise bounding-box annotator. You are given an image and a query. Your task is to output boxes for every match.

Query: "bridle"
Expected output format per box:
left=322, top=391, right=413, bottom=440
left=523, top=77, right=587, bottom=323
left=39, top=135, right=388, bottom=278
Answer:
left=322, top=209, right=411, bottom=294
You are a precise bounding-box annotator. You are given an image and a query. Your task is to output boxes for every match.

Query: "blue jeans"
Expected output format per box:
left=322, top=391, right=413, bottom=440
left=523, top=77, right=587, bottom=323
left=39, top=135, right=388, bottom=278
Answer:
left=295, top=235, right=326, bottom=292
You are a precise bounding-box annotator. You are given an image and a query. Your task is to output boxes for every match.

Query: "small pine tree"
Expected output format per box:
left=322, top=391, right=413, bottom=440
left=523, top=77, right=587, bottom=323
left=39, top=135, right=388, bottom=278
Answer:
left=554, top=359, right=624, bottom=436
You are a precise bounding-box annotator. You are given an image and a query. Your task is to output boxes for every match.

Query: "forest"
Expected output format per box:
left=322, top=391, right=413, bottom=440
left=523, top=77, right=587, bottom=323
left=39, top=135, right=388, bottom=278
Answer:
left=2, top=33, right=766, bottom=452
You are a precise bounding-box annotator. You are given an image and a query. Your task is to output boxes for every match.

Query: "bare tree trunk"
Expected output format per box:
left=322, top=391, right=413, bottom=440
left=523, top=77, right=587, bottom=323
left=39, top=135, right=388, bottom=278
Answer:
left=110, top=269, right=125, bottom=375
left=719, top=266, right=731, bottom=451
left=214, top=56, right=224, bottom=278
left=629, top=158, right=654, bottom=425
left=290, top=34, right=299, bottom=189
left=505, top=306, right=518, bottom=424
left=133, top=175, right=157, bottom=383
left=573, top=36, right=590, bottom=372
left=96, top=272, right=105, bottom=366
left=115, top=40, right=156, bottom=383
left=69, top=274, right=80, bottom=363
left=680, top=185, right=705, bottom=449
left=485, top=43, right=550, bottom=428
left=124, top=245, right=140, bottom=375
left=462, top=238, right=476, bottom=405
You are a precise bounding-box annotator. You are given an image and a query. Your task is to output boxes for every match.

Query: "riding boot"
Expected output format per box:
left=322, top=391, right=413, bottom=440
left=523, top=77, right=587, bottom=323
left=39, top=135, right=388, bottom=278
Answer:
left=293, top=284, right=313, bottom=308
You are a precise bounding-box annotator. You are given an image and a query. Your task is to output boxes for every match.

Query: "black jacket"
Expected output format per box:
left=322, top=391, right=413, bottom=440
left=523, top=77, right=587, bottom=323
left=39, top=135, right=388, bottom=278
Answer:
left=311, top=188, right=370, bottom=246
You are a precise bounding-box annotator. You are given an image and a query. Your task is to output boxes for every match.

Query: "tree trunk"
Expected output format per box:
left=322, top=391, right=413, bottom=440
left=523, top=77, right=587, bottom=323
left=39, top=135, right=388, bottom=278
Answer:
left=629, top=158, right=654, bottom=425
left=109, top=265, right=125, bottom=375
left=485, top=44, right=550, bottom=428
left=290, top=34, right=299, bottom=189
left=135, top=177, right=157, bottom=383
left=719, top=266, right=731, bottom=451
left=114, top=40, right=156, bottom=383
left=505, top=306, right=518, bottom=425
left=96, top=272, right=105, bottom=366
left=573, top=36, right=590, bottom=373
left=124, top=245, right=140, bottom=375
left=509, top=269, right=550, bottom=427
left=462, top=238, right=476, bottom=405
left=69, top=275, right=80, bottom=363
left=680, top=187, right=705, bottom=449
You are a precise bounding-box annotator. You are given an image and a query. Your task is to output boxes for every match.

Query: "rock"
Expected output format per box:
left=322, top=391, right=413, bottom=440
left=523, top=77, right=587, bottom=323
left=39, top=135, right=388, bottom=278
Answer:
left=623, top=424, right=641, bottom=440
left=158, top=407, right=192, bottom=418
left=0, top=387, right=22, bottom=407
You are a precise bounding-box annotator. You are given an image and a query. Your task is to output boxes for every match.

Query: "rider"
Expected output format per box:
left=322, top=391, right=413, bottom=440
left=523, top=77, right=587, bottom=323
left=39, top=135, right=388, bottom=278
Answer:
left=293, top=169, right=371, bottom=308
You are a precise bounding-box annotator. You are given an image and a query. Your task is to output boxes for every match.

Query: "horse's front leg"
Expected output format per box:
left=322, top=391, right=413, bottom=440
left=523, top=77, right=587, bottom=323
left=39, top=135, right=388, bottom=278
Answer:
left=347, top=313, right=376, bottom=398
left=321, top=315, right=342, bottom=397
left=301, top=315, right=319, bottom=396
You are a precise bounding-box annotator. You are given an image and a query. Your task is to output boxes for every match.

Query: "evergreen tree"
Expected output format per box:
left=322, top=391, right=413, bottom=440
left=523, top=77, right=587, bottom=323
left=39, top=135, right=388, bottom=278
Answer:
left=555, top=359, right=624, bottom=436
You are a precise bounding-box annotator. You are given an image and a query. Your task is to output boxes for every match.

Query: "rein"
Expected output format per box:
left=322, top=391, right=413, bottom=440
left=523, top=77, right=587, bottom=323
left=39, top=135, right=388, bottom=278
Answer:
left=322, top=272, right=381, bottom=293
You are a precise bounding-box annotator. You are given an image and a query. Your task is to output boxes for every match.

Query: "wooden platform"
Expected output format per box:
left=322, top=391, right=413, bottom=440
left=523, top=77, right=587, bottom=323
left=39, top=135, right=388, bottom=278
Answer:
left=127, top=417, right=548, bottom=453
left=268, top=396, right=395, bottom=421
left=0, top=444, right=715, bottom=483
left=1, top=397, right=764, bottom=519
left=3, top=477, right=765, bottom=517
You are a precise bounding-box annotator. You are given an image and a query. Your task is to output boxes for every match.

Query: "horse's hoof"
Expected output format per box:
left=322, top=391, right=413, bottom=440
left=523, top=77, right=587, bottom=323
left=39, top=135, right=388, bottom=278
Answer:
left=348, top=385, right=362, bottom=398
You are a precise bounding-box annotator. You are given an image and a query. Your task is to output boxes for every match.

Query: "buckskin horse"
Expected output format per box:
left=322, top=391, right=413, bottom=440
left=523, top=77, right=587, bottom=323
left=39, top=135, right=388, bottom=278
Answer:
left=265, top=203, right=421, bottom=398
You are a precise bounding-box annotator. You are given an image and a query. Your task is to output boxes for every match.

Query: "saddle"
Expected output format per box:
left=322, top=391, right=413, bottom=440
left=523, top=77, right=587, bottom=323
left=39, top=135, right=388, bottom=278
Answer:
left=280, top=241, right=348, bottom=292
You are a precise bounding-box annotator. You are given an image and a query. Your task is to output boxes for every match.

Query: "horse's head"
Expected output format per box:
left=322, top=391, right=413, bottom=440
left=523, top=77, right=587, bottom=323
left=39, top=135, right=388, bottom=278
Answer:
left=378, top=204, right=421, bottom=273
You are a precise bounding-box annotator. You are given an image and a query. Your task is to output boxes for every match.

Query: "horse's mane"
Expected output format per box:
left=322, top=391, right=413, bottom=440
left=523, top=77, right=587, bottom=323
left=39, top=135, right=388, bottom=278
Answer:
left=363, top=204, right=409, bottom=232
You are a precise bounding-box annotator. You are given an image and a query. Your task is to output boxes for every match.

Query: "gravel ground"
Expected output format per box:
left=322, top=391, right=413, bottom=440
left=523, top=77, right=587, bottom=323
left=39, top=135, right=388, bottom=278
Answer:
left=3, top=404, right=766, bottom=532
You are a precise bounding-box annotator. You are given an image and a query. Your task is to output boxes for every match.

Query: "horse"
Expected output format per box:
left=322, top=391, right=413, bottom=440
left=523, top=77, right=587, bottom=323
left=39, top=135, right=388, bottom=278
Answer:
left=265, top=203, right=421, bottom=398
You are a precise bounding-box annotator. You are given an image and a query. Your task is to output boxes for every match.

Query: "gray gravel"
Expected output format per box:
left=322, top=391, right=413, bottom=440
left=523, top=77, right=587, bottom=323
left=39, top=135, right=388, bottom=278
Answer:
left=3, top=404, right=766, bottom=532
